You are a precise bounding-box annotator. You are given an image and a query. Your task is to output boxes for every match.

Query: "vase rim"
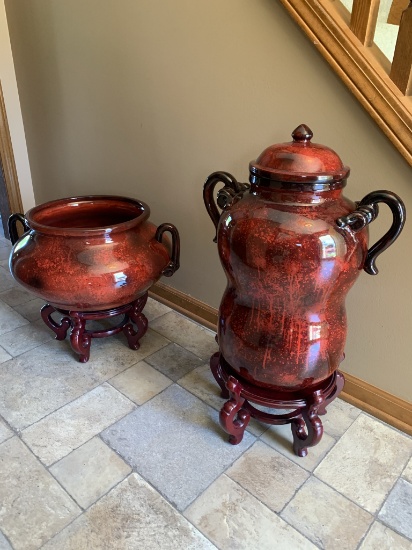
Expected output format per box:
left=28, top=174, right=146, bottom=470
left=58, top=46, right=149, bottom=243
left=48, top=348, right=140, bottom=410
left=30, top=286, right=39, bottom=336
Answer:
left=25, top=195, right=150, bottom=236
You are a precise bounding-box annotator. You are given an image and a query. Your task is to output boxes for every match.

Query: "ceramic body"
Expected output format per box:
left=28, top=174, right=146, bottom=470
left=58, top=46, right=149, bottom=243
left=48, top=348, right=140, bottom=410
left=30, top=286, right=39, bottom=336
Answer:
left=217, top=187, right=366, bottom=391
left=9, top=195, right=180, bottom=311
left=204, top=125, right=405, bottom=393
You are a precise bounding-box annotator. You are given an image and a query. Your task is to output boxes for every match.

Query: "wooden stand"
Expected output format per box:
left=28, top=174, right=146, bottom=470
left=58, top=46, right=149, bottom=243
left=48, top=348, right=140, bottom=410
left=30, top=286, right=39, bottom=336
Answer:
left=210, top=352, right=344, bottom=457
left=41, top=293, right=148, bottom=363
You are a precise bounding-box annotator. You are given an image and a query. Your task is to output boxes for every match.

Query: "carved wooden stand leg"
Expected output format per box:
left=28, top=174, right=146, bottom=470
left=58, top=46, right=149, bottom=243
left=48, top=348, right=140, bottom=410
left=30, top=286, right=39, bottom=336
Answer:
left=41, top=304, right=71, bottom=340
left=40, top=294, right=149, bottom=363
left=210, top=352, right=344, bottom=457
left=70, top=314, right=92, bottom=363
left=219, top=376, right=251, bottom=444
left=122, top=294, right=148, bottom=350
left=291, top=391, right=324, bottom=457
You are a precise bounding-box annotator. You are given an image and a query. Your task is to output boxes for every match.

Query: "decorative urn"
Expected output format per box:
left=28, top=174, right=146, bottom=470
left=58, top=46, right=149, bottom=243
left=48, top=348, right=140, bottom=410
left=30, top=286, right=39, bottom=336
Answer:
left=8, top=195, right=180, bottom=362
left=203, top=124, right=405, bottom=456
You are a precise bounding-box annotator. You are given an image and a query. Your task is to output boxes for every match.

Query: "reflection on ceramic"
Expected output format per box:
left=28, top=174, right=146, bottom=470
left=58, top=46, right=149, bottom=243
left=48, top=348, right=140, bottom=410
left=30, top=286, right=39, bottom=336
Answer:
left=8, top=196, right=180, bottom=311
left=204, top=124, right=405, bottom=392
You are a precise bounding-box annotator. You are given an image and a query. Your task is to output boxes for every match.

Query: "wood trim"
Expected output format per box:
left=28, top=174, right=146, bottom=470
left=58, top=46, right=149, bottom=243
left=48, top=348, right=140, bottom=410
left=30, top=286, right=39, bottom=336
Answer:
left=149, top=282, right=218, bottom=331
left=0, top=80, right=23, bottom=215
left=149, top=281, right=412, bottom=436
left=340, top=375, right=412, bottom=436
left=277, top=0, right=412, bottom=167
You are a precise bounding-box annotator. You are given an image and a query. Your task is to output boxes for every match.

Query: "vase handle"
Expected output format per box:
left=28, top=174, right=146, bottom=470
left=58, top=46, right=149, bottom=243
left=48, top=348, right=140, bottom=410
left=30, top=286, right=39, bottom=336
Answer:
left=336, top=190, right=406, bottom=275
left=8, top=213, right=30, bottom=245
left=203, top=171, right=247, bottom=243
left=155, top=223, right=180, bottom=277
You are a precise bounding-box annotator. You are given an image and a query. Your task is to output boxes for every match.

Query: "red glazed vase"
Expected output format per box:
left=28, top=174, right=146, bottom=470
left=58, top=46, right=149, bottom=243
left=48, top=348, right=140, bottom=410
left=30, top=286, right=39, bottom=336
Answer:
left=8, top=195, right=180, bottom=311
left=204, top=125, right=406, bottom=393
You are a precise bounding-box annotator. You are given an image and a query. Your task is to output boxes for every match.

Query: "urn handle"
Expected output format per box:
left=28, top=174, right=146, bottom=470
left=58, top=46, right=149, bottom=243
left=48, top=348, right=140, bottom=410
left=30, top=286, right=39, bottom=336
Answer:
left=203, top=171, right=248, bottom=243
left=8, top=213, right=30, bottom=245
left=155, top=223, right=180, bottom=277
left=336, top=191, right=406, bottom=275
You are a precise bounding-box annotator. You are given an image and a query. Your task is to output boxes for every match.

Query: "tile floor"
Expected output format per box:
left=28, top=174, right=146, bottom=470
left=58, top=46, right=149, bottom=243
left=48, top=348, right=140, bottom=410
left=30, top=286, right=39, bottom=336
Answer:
left=0, top=234, right=411, bottom=549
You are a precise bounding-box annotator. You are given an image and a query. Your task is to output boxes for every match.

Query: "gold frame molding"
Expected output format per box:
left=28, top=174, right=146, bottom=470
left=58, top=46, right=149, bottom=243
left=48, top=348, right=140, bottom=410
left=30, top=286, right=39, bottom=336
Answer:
left=277, top=0, right=412, bottom=166
left=0, top=80, right=23, bottom=215
left=150, top=281, right=412, bottom=436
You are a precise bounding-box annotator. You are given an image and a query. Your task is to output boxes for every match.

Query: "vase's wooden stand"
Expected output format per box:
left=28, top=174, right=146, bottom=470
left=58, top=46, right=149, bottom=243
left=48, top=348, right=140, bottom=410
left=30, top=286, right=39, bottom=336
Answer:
left=41, top=293, right=148, bottom=363
left=210, top=352, right=344, bottom=457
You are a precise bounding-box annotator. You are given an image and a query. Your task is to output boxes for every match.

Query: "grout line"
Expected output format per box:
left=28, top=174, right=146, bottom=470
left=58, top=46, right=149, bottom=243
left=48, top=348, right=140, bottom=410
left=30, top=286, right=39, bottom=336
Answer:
left=224, top=474, right=323, bottom=550
left=355, top=521, right=375, bottom=550
left=1, top=302, right=411, bottom=548
left=13, top=436, right=82, bottom=509
left=37, top=473, right=133, bottom=549
left=361, top=409, right=412, bottom=441
left=312, top=461, right=407, bottom=526
left=6, top=338, right=174, bottom=435
left=372, top=476, right=412, bottom=543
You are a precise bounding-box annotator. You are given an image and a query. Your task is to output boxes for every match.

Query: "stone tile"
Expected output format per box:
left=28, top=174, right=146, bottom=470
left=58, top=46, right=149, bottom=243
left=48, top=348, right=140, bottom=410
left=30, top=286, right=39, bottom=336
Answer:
left=321, top=397, right=361, bottom=438
left=0, top=437, right=80, bottom=550
left=112, top=326, right=171, bottom=359
left=0, top=329, right=167, bottom=430
left=0, top=346, right=11, bottom=364
left=282, top=477, right=373, bottom=549
left=0, top=319, right=52, bottom=356
left=0, top=531, right=12, bottom=550
left=0, top=267, right=17, bottom=292
left=0, top=248, right=10, bottom=261
left=0, top=301, right=29, bottom=335
left=261, top=421, right=336, bottom=471
left=378, top=478, right=412, bottom=540
left=146, top=342, right=204, bottom=381
left=50, top=437, right=132, bottom=509
left=0, top=418, right=13, bottom=444
left=185, top=474, right=316, bottom=550
left=403, top=456, right=412, bottom=483
left=22, top=383, right=135, bottom=465
left=0, top=342, right=104, bottom=430
left=0, top=260, right=9, bottom=269
left=226, top=441, right=309, bottom=512
left=13, top=297, right=45, bottom=322
left=315, top=414, right=412, bottom=513
left=179, top=363, right=227, bottom=410
left=0, top=287, right=36, bottom=307
left=359, top=521, right=412, bottom=549
left=42, top=473, right=215, bottom=550
left=0, top=238, right=11, bottom=248
left=144, top=297, right=171, bottom=321
left=102, top=384, right=255, bottom=511
left=109, top=360, right=172, bottom=405
left=178, top=364, right=269, bottom=436
left=150, top=311, right=218, bottom=361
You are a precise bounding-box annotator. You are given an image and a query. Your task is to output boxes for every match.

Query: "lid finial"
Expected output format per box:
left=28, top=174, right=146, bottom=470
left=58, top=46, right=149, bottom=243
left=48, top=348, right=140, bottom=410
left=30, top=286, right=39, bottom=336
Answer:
left=292, top=124, right=313, bottom=142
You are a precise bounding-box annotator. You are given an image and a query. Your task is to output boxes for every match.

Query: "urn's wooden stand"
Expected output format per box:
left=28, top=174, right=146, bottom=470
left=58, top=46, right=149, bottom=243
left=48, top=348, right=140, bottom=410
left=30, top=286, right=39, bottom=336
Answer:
left=210, top=352, right=344, bottom=457
left=41, top=293, right=149, bottom=363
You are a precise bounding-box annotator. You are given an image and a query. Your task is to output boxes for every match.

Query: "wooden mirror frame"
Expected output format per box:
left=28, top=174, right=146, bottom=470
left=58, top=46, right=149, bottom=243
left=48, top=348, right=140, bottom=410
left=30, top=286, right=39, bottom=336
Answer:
left=278, top=0, right=412, bottom=166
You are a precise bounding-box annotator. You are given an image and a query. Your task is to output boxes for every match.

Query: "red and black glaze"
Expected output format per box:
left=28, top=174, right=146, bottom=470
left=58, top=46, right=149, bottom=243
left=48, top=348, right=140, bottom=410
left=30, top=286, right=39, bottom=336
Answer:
left=8, top=195, right=180, bottom=362
left=204, top=124, right=405, bottom=455
left=8, top=195, right=180, bottom=312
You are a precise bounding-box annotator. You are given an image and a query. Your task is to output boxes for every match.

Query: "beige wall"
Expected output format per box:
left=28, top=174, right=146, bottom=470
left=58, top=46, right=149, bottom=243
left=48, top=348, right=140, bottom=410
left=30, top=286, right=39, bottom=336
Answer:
left=5, top=0, right=412, bottom=401
left=0, top=0, right=34, bottom=210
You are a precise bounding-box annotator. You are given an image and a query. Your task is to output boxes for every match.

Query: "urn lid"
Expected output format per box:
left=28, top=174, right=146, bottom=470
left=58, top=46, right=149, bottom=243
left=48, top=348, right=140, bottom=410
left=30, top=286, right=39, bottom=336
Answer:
left=249, top=124, right=350, bottom=185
